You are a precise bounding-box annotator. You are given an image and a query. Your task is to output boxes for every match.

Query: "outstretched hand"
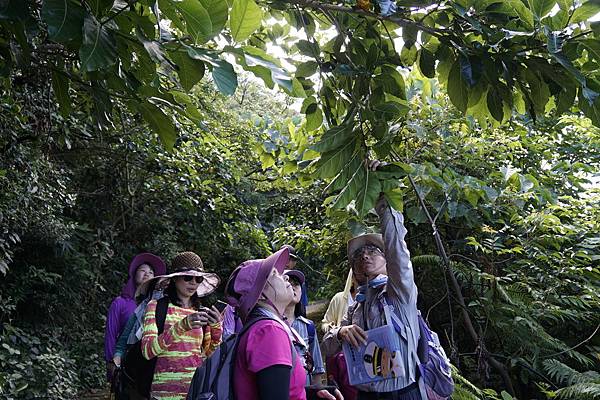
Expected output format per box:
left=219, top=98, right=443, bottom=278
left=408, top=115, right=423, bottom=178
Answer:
left=317, top=388, right=344, bottom=399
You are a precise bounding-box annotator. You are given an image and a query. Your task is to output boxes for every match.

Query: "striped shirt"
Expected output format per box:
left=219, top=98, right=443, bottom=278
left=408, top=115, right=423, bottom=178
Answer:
left=141, top=299, right=222, bottom=400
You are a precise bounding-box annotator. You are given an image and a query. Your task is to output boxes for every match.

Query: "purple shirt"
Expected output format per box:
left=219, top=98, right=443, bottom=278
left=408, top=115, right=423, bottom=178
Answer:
left=104, top=296, right=136, bottom=361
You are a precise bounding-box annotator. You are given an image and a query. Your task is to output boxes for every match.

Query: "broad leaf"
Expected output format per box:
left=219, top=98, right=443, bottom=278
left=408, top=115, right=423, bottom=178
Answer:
left=170, top=51, right=205, bottom=91
left=571, top=1, right=600, bottom=24
left=41, top=0, right=85, bottom=44
left=176, top=0, right=213, bottom=44
left=198, top=0, right=228, bottom=38
left=487, top=87, right=505, bottom=122
left=230, top=0, right=263, bottom=42
left=527, top=0, right=556, bottom=19
left=51, top=70, right=71, bottom=117
left=314, top=139, right=357, bottom=179
left=138, top=102, right=177, bottom=151
left=296, top=61, right=318, bottom=78
left=356, top=168, right=382, bottom=217
left=212, top=60, right=237, bottom=95
left=312, top=124, right=354, bottom=153
left=418, top=48, right=436, bottom=78
left=448, top=60, right=469, bottom=112
left=79, top=15, right=117, bottom=72
left=331, top=157, right=365, bottom=209
left=242, top=46, right=292, bottom=91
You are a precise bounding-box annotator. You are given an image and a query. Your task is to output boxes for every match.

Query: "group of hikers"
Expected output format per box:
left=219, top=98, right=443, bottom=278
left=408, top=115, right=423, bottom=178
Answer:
left=103, top=162, right=454, bottom=400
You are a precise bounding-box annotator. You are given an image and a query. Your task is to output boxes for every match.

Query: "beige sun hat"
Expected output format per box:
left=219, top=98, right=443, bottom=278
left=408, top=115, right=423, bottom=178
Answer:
left=136, top=251, right=220, bottom=298
left=347, top=233, right=385, bottom=260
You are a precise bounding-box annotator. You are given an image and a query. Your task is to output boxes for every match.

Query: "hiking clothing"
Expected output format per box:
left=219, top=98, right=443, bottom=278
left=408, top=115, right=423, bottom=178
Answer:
left=291, top=316, right=325, bottom=384
left=222, top=304, right=243, bottom=339
left=105, top=296, right=137, bottom=362
left=321, top=269, right=355, bottom=335
left=113, top=313, right=135, bottom=360
left=257, top=365, right=293, bottom=400
left=234, top=319, right=306, bottom=400
left=105, top=253, right=165, bottom=364
left=141, top=299, right=222, bottom=400
left=322, top=197, right=421, bottom=395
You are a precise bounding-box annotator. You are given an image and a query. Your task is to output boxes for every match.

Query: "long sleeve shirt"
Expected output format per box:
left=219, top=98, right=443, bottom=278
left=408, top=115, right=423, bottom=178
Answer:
left=104, top=296, right=136, bottom=361
left=322, top=198, right=420, bottom=393
left=141, top=300, right=222, bottom=400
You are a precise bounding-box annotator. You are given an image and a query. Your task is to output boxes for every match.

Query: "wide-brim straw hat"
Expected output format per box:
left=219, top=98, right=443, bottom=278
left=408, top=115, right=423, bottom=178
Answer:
left=347, top=233, right=385, bottom=260
left=136, top=252, right=220, bottom=298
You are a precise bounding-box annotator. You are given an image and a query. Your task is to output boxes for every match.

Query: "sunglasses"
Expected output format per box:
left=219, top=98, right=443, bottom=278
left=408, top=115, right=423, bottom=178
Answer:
left=182, top=275, right=204, bottom=284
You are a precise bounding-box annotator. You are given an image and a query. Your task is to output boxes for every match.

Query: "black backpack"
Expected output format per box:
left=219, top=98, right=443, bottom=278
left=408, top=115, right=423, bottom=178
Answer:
left=118, top=296, right=170, bottom=398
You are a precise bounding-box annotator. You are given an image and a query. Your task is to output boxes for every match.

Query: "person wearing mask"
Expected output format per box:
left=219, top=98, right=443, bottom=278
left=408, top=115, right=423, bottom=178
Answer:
left=140, top=251, right=222, bottom=400
left=284, top=269, right=325, bottom=385
left=105, top=253, right=166, bottom=380
left=225, top=247, right=343, bottom=400
left=322, top=160, right=422, bottom=400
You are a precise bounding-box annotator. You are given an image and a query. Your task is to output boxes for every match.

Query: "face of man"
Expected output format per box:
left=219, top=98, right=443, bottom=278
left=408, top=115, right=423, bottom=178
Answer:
left=351, top=244, right=386, bottom=283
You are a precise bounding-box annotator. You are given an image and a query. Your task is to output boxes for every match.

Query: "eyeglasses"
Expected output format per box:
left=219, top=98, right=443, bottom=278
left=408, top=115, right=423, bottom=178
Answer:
left=351, top=245, right=384, bottom=263
left=182, top=275, right=204, bottom=284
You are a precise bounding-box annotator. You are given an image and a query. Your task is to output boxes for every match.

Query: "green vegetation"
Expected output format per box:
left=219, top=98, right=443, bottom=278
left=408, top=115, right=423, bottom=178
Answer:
left=1, top=0, right=599, bottom=399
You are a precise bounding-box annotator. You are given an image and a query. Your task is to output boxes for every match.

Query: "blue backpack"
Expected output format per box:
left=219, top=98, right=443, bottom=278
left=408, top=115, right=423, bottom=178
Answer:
left=415, top=312, right=454, bottom=399
left=380, top=297, right=454, bottom=399
left=186, top=316, right=296, bottom=400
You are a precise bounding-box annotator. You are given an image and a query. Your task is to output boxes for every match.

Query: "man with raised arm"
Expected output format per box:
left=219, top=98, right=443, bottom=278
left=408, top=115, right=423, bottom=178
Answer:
left=322, top=161, right=421, bottom=400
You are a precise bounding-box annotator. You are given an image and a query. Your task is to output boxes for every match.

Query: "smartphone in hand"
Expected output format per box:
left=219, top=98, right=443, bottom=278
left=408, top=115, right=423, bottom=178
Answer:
left=214, top=300, right=228, bottom=313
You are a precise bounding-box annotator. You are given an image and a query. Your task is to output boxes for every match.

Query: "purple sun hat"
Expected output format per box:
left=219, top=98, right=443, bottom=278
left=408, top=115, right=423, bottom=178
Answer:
left=121, top=253, right=167, bottom=299
left=225, top=247, right=290, bottom=322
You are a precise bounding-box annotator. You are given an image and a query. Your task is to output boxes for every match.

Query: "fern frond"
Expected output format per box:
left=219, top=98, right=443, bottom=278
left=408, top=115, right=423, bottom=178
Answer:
left=556, top=383, right=600, bottom=400
left=543, top=359, right=600, bottom=386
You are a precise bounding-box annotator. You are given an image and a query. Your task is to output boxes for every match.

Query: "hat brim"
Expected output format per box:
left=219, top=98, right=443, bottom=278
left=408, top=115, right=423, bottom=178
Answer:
left=136, top=270, right=220, bottom=299
left=225, top=247, right=290, bottom=321
left=284, top=269, right=305, bottom=285
left=129, top=253, right=167, bottom=276
left=347, top=233, right=384, bottom=260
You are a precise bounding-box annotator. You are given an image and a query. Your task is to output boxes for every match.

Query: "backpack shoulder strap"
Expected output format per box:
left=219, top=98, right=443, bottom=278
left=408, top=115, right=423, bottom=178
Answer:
left=155, top=296, right=170, bottom=335
left=306, top=320, right=316, bottom=348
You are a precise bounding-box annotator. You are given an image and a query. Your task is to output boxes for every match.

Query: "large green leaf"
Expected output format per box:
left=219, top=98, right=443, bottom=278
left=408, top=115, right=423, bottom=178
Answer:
left=527, top=0, right=556, bottom=19
left=571, top=1, right=600, bottom=24
left=356, top=168, right=382, bottom=217
left=138, top=102, right=177, bottom=151
left=41, top=0, right=85, bottom=44
left=418, top=48, right=436, bottom=78
left=79, top=15, right=117, bottom=72
left=447, top=60, right=469, bottom=112
left=242, top=46, right=292, bottom=91
left=331, top=156, right=365, bottom=209
left=581, top=39, right=600, bottom=64
left=230, top=0, right=263, bottom=42
left=487, top=87, right=505, bottom=122
left=51, top=70, right=71, bottom=117
left=87, top=0, right=113, bottom=17
left=187, top=47, right=238, bottom=95
left=198, top=0, right=228, bottom=38
left=212, top=60, right=237, bottom=95
left=170, top=50, right=205, bottom=91
left=176, top=0, right=213, bottom=44
left=314, top=139, right=357, bottom=179
left=312, top=124, right=354, bottom=153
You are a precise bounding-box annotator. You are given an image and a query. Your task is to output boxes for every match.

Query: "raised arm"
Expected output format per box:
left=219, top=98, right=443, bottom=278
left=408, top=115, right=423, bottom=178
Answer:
left=376, top=195, right=418, bottom=304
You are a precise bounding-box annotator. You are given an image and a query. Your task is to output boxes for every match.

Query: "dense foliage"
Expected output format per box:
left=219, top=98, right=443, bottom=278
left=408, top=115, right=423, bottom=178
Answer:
left=1, top=0, right=599, bottom=399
